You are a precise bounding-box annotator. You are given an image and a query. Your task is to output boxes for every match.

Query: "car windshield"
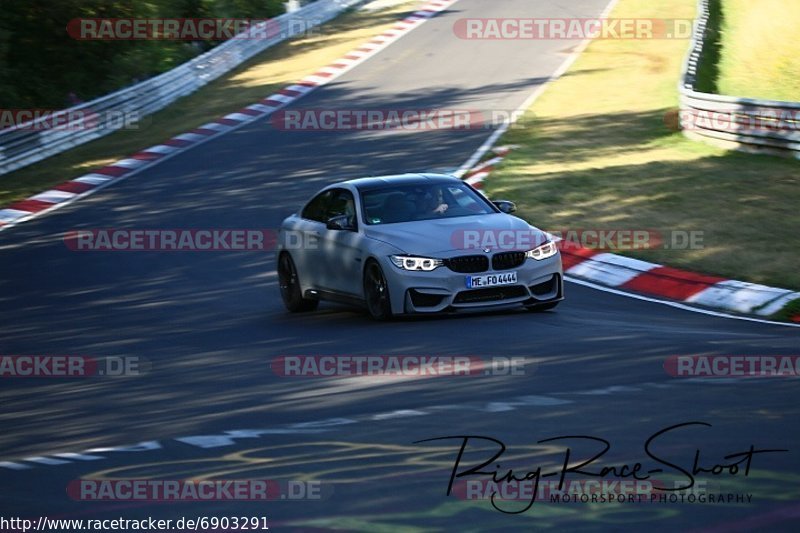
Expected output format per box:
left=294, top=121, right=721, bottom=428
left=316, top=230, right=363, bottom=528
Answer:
left=360, top=182, right=497, bottom=225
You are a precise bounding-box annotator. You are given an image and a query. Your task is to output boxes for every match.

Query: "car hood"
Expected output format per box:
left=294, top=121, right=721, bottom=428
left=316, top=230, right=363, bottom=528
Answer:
left=363, top=214, right=548, bottom=256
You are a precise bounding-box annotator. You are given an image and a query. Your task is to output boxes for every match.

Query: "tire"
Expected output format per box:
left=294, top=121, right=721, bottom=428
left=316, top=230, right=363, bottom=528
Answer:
left=278, top=253, right=319, bottom=313
left=363, top=260, right=393, bottom=321
left=526, top=301, right=559, bottom=312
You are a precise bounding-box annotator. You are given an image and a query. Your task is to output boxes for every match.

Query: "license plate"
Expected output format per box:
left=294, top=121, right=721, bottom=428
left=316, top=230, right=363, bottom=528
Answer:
left=466, top=271, right=518, bottom=289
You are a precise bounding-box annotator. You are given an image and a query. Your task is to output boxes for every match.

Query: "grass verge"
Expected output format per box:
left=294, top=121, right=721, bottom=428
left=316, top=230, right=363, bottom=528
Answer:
left=715, top=0, right=800, bottom=101
left=0, top=1, right=420, bottom=207
left=485, top=0, right=800, bottom=293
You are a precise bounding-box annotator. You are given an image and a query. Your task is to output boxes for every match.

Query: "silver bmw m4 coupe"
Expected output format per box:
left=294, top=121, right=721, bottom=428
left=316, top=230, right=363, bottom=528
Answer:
left=277, top=174, right=563, bottom=320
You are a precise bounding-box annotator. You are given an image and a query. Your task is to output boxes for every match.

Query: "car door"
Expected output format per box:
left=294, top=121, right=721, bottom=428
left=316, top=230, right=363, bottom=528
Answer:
left=291, top=190, right=332, bottom=287
left=317, top=188, right=364, bottom=296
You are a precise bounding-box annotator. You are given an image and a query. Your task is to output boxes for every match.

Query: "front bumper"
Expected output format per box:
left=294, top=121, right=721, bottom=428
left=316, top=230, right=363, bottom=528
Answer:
left=379, top=252, right=564, bottom=315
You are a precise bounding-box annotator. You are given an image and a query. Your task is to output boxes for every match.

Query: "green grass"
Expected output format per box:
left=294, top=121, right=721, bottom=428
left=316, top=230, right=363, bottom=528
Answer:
left=485, top=0, right=800, bottom=292
left=770, top=298, right=800, bottom=323
left=0, top=1, right=419, bottom=206
left=716, top=0, right=800, bottom=101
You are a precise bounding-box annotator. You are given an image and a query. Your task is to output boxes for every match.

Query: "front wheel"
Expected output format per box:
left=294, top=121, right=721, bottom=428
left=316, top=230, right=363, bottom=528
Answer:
left=278, top=253, right=319, bottom=313
left=363, top=260, right=393, bottom=321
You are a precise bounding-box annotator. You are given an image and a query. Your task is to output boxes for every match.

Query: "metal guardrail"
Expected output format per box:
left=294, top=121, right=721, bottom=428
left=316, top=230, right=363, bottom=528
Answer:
left=679, top=0, right=800, bottom=158
left=0, top=0, right=363, bottom=176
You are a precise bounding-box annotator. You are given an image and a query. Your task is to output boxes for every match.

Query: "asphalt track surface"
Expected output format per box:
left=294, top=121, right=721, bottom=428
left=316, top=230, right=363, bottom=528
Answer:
left=1, top=0, right=798, bottom=531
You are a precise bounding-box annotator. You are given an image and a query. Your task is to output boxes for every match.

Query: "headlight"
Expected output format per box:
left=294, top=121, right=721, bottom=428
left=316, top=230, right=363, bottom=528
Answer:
left=390, top=255, right=444, bottom=271
left=526, top=241, right=558, bottom=261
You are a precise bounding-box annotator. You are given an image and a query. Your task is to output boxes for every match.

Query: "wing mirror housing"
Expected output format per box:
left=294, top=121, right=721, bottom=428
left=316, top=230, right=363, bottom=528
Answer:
left=326, top=215, right=356, bottom=231
left=493, top=200, right=517, bottom=214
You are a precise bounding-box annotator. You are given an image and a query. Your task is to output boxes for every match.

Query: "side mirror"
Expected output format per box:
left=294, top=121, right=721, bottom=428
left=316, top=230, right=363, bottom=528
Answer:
left=493, top=200, right=517, bottom=214
left=326, top=215, right=356, bottom=231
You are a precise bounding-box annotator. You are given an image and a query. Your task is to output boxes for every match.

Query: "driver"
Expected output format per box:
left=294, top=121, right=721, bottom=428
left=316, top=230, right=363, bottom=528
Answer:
left=415, top=186, right=449, bottom=216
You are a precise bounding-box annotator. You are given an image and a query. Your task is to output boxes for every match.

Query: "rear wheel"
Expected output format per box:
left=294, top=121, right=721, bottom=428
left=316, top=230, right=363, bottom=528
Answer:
left=364, top=260, right=393, bottom=321
left=278, top=253, right=318, bottom=313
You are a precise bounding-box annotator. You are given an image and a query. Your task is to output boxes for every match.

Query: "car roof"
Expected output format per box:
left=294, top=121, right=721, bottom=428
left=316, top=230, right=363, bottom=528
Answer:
left=343, top=173, right=461, bottom=192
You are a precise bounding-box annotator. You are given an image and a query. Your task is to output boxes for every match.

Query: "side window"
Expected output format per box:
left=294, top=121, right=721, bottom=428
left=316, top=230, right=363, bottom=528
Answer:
left=301, top=191, right=333, bottom=223
left=325, top=189, right=357, bottom=227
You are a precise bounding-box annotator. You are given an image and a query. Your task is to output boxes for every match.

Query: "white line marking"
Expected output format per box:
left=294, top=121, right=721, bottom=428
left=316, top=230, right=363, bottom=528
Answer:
left=371, top=409, right=428, bottom=420
left=455, top=0, right=622, bottom=176
left=52, top=452, right=104, bottom=461
left=23, top=456, right=70, bottom=466
left=0, top=461, right=31, bottom=470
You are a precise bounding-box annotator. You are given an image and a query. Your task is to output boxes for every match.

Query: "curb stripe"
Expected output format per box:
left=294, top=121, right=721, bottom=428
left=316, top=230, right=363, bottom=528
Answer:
left=560, top=247, right=600, bottom=270
left=73, top=174, right=112, bottom=185
left=686, top=280, right=795, bottom=315
left=94, top=166, right=130, bottom=177
left=131, top=151, right=164, bottom=160
left=566, top=253, right=660, bottom=287
left=197, top=122, right=230, bottom=132
left=141, top=145, right=178, bottom=155
left=221, top=112, right=253, bottom=122
left=30, top=190, right=77, bottom=204
left=110, top=158, right=148, bottom=169
left=621, top=266, right=726, bottom=301
left=172, top=132, right=209, bottom=142
left=54, top=181, right=95, bottom=194
left=268, top=94, right=295, bottom=104
left=6, top=199, right=54, bottom=213
left=460, top=146, right=800, bottom=321
left=162, top=138, right=193, bottom=147
left=0, top=209, right=32, bottom=223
